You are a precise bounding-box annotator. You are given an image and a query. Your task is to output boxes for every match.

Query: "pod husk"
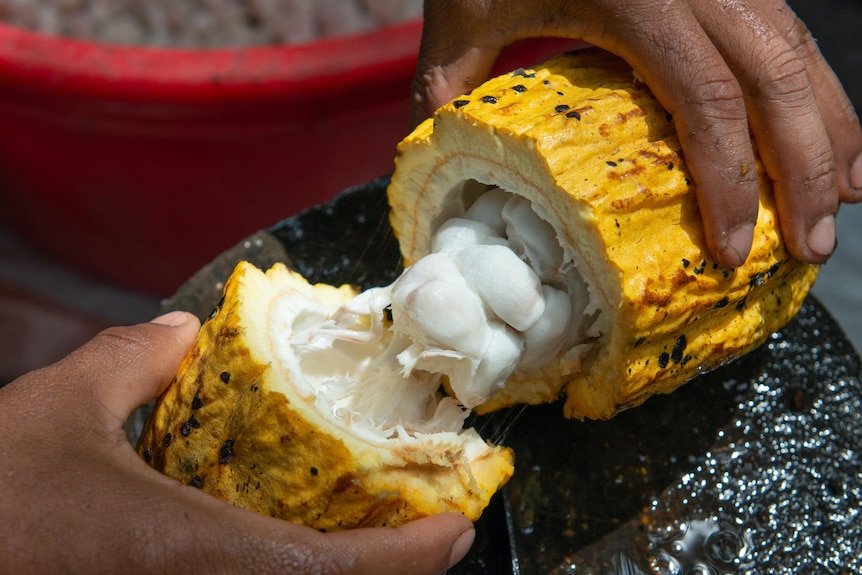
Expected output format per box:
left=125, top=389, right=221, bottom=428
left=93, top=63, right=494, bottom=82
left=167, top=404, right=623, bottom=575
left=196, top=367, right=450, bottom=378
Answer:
left=387, top=49, right=818, bottom=420
left=137, top=262, right=514, bottom=531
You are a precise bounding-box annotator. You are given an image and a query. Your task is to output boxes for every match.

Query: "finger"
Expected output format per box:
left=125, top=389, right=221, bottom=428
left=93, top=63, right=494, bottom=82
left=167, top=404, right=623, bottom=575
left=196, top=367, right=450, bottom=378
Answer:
left=89, top=465, right=476, bottom=575
left=411, top=0, right=598, bottom=125
left=323, top=513, right=476, bottom=575
left=57, top=311, right=200, bottom=427
left=690, top=0, right=838, bottom=263
left=411, top=0, right=504, bottom=125
left=218, top=510, right=474, bottom=575
left=156, top=495, right=475, bottom=575
left=759, top=0, right=862, bottom=203
left=590, top=1, right=761, bottom=267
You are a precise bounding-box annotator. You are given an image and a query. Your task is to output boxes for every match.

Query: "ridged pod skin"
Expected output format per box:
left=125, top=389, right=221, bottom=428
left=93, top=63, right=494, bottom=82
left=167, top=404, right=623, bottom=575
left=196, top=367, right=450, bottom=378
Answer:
left=387, top=49, right=818, bottom=421
left=137, top=262, right=514, bottom=531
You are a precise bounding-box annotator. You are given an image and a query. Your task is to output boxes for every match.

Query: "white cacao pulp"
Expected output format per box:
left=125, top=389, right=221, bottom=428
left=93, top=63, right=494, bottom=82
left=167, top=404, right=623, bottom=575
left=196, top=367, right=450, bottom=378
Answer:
left=289, top=188, right=592, bottom=441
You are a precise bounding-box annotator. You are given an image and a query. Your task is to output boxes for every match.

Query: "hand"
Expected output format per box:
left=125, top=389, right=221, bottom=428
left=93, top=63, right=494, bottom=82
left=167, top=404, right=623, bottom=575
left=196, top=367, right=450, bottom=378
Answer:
left=0, top=311, right=474, bottom=575
left=411, top=0, right=862, bottom=268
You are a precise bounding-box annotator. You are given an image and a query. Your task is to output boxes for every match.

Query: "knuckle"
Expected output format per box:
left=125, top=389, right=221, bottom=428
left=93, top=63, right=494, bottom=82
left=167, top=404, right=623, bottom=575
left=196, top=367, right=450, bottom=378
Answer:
left=698, top=74, right=746, bottom=111
left=410, top=73, right=434, bottom=117
left=768, top=3, right=816, bottom=56
left=837, top=95, right=861, bottom=132
left=801, top=149, right=838, bottom=199
left=756, top=46, right=810, bottom=102
left=266, top=537, right=355, bottom=575
left=96, top=325, right=158, bottom=357
left=682, top=64, right=747, bottom=123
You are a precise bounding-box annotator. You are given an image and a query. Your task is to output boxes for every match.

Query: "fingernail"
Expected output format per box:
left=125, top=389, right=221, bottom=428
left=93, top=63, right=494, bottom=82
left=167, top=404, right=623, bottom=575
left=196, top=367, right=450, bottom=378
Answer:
left=851, top=153, right=862, bottom=192
left=150, top=310, right=192, bottom=327
left=807, top=214, right=836, bottom=258
left=723, top=223, right=755, bottom=268
left=448, top=527, right=475, bottom=569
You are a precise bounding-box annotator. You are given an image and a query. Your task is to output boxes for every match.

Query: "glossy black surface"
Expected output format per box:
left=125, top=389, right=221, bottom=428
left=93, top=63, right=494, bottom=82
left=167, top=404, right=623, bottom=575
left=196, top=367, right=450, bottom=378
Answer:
left=166, top=178, right=862, bottom=574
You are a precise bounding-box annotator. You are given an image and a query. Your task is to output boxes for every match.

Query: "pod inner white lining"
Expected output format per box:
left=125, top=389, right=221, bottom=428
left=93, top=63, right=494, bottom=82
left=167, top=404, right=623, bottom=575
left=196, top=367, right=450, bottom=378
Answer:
left=290, top=188, right=594, bottom=441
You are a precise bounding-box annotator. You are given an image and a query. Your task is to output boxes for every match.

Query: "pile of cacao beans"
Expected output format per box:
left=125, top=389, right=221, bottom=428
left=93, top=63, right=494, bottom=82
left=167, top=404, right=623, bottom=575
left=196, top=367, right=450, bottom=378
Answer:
left=0, top=0, right=422, bottom=47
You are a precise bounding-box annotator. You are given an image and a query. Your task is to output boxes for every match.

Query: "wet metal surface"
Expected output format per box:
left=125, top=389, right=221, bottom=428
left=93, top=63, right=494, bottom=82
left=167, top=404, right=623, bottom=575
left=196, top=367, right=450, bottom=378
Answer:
left=163, top=179, right=862, bottom=574
left=504, top=298, right=862, bottom=575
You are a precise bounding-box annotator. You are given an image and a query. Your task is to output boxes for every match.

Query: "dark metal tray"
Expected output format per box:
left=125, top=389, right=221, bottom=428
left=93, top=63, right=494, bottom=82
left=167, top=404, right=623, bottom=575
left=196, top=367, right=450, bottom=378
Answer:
left=162, top=178, right=862, bottom=575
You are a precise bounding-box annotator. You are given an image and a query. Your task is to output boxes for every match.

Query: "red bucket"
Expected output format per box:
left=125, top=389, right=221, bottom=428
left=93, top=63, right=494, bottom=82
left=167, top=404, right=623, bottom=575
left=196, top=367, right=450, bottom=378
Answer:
left=0, top=20, right=574, bottom=294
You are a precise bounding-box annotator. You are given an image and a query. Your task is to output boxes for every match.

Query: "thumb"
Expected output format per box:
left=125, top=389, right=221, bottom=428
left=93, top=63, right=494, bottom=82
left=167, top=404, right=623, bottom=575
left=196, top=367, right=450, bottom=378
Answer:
left=54, top=310, right=201, bottom=426
left=323, top=512, right=476, bottom=575
left=411, top=2, right=503, bottom=126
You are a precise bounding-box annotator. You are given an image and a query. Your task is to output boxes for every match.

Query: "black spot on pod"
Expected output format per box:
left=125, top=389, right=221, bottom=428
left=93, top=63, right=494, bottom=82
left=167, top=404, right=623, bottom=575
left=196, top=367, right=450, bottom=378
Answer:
left=220, top=371, right=231, bottom=384
left=218, top=439, right=235, bottom=465
left=566, top=110, right=581, bottom=120
left=310, top=467, right=319, bottom=476
left=555, top=104, right=570, bottom=113
left=191, top=395, right=204, bottom=410
left=163, top=433, right=172, bottom=448
left=671, top=335, right=687, bottom=364
left=189, top=476, right=203, bottom=488
left=658, top=352, right=670, bottom=369
left=481, top=95, right=498, bottom=104
left=714, top=297, right=730, bottom=309
left=767, top=262, right=781, bottom=277
left=143, top=448, right=152, bottom=463
left=512, top=84, right=527, bottom=93
left=453, top=99, right=470, bottom=109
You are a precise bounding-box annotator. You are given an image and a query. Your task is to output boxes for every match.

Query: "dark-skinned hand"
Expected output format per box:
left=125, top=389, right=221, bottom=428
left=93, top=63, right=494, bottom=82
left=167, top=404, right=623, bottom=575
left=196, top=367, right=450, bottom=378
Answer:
left=0, top=311, right=475, bottom=574
left=412, top=0, right=862, bottom=268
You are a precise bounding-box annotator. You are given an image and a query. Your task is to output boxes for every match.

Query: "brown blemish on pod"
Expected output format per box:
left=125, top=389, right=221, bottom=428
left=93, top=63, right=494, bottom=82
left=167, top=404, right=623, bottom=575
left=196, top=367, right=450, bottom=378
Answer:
left=512, top=68, right=536, bottom=79
left=218, top=438, right=235, bottom=464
